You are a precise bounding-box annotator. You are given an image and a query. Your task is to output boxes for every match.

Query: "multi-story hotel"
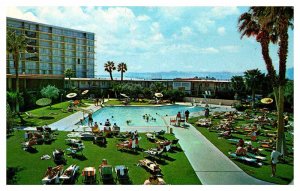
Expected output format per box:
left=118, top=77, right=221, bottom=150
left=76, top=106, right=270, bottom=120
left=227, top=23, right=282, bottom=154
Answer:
left=6, top=17, right=95, bottom=90
left=6, top=17, right=232, bottom=98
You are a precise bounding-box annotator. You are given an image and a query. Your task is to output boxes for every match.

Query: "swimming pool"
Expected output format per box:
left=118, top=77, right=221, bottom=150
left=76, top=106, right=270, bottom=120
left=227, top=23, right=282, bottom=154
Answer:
left=82, top=105, right=204, bottom=127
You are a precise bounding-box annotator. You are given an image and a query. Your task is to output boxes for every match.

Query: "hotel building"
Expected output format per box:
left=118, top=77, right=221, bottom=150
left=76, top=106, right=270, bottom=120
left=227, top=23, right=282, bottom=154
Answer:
left=6, top=17, right=95, bottom=90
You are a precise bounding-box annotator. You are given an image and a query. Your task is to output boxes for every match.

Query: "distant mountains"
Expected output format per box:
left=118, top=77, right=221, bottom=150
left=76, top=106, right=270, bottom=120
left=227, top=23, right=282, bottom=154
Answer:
left=96, top=67, right=294, bottom=80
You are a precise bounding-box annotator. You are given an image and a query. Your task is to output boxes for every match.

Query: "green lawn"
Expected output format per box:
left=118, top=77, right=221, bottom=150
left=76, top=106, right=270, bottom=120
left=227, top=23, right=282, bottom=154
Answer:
left=189, top=113, right=294, bottom=185
left=16, top=101, right=91, bottom=127
left=7, top=131, right=201, bottom=185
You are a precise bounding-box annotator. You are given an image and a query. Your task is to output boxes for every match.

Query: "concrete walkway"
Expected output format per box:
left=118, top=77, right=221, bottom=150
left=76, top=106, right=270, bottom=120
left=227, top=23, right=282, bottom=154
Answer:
left=170, top=120, right=273, bottom=185
left=48, top=104, right=101, bottom=131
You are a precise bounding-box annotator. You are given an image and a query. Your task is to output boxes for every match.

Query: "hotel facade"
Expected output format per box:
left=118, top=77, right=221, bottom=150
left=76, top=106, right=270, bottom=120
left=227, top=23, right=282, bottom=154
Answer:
left=6, top=17, right=232, bottom=98
left=6, top=17, right=95, bottom=90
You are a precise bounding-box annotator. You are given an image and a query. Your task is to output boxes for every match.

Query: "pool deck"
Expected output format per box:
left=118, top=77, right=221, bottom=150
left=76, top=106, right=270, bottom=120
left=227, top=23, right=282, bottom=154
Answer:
left=45, top=102, right=272, bottom=185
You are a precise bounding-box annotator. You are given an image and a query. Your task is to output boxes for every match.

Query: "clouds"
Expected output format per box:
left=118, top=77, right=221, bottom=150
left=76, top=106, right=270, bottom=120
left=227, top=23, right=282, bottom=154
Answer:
left=6, top=6, right=290, bottom=73
left=217, top=27, right=226, bottom=35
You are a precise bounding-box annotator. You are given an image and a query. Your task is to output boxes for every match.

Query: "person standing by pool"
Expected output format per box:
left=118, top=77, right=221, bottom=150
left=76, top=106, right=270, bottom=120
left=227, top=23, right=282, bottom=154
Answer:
left=204, top=108, right=210, bottom=118
left=176, top=112, right=181, bottom=126
left=88, top=113, right=93, bottom=127
left=185, top=110, right=190, bottom=122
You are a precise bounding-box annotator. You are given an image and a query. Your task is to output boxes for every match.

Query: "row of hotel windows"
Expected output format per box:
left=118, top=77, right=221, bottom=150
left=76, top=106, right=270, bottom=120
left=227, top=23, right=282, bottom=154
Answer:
left=8, top=67, right=94, bottom=76
left=39, top=40, right=94, bottom=50
left=7, top=54, right=94, bottom=64
left=7, top=20, right=95, bottom=40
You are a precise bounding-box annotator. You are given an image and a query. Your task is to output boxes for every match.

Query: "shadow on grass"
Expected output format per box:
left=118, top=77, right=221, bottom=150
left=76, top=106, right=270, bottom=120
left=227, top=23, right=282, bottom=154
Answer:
left=6, top=134, right=15, bottom=139
left=7, top=166, right=24, bottom=184
left=117, top=149, right=140, bottom=155
left=38, top=116, right=55, bottom=120
left=277, top=175, right=292, bottom=183
left=25, top=147, right=39, bottom=153
left=69, top=154, right=88, bottom=161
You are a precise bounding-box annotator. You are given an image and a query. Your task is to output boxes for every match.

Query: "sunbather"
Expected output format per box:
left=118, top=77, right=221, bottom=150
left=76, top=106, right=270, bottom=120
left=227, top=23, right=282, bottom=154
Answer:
left=235, top=146, right=247, bottom=156
left=144, top=175, right=166, bottom=185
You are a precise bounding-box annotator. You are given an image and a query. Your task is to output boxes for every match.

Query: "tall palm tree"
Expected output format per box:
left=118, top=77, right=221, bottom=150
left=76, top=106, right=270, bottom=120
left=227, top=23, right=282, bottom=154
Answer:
left=238, top=7, right=294, bottom=154
left=244, top=69, right=264, bottom=108
left=238, top=11, right=278, bottom=89
left=117, top=62, right=127, bottom=81
left=104, top=61, right=116, bottom=81
left=64, top=68, right=75, bottom=89
left=6, top=29, right=27, bottom=112
left=251, top=7, right=294, bottom=154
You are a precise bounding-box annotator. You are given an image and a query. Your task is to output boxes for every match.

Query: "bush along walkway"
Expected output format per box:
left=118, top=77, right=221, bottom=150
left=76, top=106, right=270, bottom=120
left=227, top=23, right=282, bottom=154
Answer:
left=170, top=120, right=273, bottom=185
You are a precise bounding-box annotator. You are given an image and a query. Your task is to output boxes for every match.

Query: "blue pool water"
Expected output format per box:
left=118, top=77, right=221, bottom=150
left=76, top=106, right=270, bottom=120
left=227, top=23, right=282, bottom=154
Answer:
left=83, top=105, right=204, bottom=127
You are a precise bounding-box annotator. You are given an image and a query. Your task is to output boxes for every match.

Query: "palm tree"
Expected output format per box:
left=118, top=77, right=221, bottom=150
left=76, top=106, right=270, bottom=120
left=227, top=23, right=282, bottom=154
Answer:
left=244, top=69, right=264, bottom=108
left=104, top=61, right=116, bottom=81
left=251, top=7, right=294, bottom=154
left=238, top=7, right=294, bottom=154
left=231, top=76, right=246, bottom=99
left=64, top=68, right=75, bottom=89
left=238, top=11, right=278, bottom=89
left=117, top=62, right=127, bottom=81
left=6, top=29, right=27, bottom=113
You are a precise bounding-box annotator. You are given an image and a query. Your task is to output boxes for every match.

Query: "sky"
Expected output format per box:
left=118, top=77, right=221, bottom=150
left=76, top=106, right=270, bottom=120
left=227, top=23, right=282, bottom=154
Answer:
left=6, top=6, right=294, bottom=76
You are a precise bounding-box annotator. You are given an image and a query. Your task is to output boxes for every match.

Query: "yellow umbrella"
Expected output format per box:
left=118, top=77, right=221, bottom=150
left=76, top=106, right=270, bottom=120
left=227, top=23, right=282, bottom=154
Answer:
left=261, top=98, right=273, bottom=104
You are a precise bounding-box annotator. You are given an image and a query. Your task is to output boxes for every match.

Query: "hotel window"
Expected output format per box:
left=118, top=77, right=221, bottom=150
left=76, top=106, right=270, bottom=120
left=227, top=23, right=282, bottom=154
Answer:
left=77, top=58, right=80, bottom=64
left=7, top=20, right=22, bottom=28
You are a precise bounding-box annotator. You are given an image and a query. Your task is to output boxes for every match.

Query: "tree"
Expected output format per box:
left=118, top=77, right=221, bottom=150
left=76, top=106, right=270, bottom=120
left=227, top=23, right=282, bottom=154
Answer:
left=40, top=85, right=60, bottom=107
left=231, top=76, right=246, bottom=99
left=244, top=69, right=264, bottom=108
left=117, top=62, right=127, bottom=81
left=104, top=61, right=116, bottom=81
left=6, top=103, right=16, bottom=134
left=239, top=7, right=294, bottom=154
left=64, top=68, right=75, bottom=89
left=150, top=82, right=165, bottom=93
left=6, top=29, right=27, bottom=112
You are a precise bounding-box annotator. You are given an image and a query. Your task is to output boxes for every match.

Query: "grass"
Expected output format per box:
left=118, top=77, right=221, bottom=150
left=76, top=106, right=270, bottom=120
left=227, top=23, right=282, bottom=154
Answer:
left=16, top=101, right=92, bottom=127
left=189, top=112, right=294, bottom=185
left=7, top=131, right=201, bottom=185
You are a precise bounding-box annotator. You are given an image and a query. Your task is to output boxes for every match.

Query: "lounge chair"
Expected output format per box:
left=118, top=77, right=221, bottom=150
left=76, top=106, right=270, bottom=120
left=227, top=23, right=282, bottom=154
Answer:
left=42, top=165, right=64, bottom=185
left=115, top=165, right=130, bottom=184
left=53, top=149, right=67, bottom=165
left=66, top=142, right=85, bottom=157
left=93, top=136, right=107, bottom=146
left=246, top=153, right=266, bottom=161
left=228, top=152, right=262, bottom=166
left=144, top=148, right=165, bottom=160
left=116, top=139, right=136, bottom=152
left=146, top=133, right=156, bottom=142
left=59, top=164, right=79, bottom=184
left=99, top=165, right=114, bottom=184
left=82, top=167, right=97, bottom=184
left=21, top=138, right=37, bottom=151
left=139, top=159, right=161, bottom=174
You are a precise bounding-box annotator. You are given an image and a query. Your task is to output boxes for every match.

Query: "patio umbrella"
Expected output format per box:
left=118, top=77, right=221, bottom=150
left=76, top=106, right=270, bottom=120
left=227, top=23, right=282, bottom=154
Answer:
left=154, top=93, right=163, bottom=98
left=120, top=93, right=129, bottom=98
left=36, top=98, right=52, bottom=106
left=261, top=98, right=273, bottom=104
left=82, top=90, right=89, bottom=95
left=66, top=92, right=77, bottom=98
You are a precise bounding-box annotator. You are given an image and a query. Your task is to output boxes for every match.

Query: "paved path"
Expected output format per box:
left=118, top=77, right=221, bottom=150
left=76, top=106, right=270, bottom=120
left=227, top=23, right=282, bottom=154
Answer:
left=48, top=104, right=101, bottom=131
left=170, top=120, right=273, bottom=185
